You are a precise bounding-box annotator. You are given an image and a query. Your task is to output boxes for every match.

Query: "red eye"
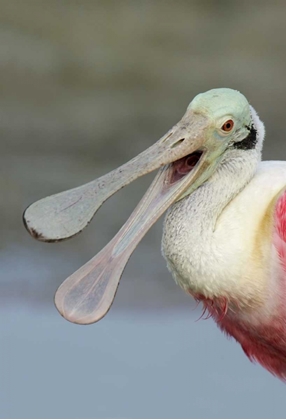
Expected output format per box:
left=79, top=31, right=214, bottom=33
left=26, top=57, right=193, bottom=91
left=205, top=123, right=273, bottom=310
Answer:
left=221, top=120, right=234, bottom=132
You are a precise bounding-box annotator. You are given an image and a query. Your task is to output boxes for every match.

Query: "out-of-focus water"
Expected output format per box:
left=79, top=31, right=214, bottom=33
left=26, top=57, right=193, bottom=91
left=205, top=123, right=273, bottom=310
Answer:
left=2, top=0, right=286, bottom=417
left=1, top=306, right=285, bottom=418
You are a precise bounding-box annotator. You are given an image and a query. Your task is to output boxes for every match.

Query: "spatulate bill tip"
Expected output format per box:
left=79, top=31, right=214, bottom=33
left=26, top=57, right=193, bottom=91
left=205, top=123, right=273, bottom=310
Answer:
left=54, top=296, right=111, bottom=325
left=23, top=217, right=63, bottom=243
left=22, top=204, right=86, bottom=243
left=23, top=206, right=47, bottom=241
left=57, top=310, right=109, bottom=325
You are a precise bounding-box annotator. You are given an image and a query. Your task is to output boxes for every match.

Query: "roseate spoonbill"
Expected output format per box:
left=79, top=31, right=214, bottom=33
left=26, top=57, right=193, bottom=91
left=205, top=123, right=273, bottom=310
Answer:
left=24, top=88, right=286, bottom=379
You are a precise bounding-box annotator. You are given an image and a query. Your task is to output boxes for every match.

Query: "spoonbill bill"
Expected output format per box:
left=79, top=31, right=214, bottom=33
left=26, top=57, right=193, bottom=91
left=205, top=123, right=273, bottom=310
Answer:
left=24, top=88, right=286, bottom=379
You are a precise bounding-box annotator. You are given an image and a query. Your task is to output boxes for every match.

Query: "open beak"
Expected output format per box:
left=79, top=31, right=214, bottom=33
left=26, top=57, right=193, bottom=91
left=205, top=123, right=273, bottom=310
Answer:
left=23, top=109, right=221, bottom=324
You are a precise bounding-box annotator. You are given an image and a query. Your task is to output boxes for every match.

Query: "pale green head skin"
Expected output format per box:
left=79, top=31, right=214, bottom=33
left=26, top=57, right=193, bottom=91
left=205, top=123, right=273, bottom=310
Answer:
left=190, top=88, right=251, bottom=125
left=178, top=88, right=255, bottom=200
left=189, top=88, right=252, bottom=145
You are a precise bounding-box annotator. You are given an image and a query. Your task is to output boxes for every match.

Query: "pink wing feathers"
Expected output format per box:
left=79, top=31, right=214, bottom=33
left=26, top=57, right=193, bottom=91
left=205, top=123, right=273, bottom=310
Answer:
left=205, top=189, right=286, bottom=380
left=232, top=189, right=286, bottom=380
left=274, top=188, right=286, bottom=272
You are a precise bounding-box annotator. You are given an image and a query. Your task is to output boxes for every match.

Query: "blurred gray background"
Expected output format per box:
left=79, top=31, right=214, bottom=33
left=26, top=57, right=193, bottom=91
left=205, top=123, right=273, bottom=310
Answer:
left=1, top=0, right=286, bottom=418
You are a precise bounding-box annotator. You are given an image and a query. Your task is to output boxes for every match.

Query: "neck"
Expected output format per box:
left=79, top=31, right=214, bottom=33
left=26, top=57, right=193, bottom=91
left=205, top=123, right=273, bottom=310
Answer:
left=192, top=149, right=259, bottom=229
left=161, top=148, right=260, bottom=294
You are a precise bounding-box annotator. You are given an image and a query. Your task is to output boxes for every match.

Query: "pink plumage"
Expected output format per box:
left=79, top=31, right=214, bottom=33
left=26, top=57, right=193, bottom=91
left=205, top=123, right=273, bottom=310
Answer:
left=275, top=190, right=286, bottom=270
left=190, top=190, right=286, bottom=380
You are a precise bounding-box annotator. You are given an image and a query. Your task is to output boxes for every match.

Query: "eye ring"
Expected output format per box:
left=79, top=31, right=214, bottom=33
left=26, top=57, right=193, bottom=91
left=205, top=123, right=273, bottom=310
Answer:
left=221, top=119, right=234, bottom=132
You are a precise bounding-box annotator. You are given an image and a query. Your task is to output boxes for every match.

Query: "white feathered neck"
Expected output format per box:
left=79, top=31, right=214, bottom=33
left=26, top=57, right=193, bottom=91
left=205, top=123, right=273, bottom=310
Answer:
left=161, top=106, right=266, bottom=300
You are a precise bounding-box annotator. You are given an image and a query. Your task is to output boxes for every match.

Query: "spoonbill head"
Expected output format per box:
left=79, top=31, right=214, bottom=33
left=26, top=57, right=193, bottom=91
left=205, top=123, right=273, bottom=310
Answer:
left=23, top=88, right=286, bottom=380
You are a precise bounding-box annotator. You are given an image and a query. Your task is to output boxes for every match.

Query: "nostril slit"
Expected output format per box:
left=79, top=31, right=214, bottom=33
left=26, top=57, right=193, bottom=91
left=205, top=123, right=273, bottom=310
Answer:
left=162, top=132, right=173, bottom=142
left=171, top=138, right=185, bottom=148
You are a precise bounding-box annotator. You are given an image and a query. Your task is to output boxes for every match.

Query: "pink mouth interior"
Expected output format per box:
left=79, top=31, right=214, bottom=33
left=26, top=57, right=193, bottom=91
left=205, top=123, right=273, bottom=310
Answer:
left=171, top=151, right=203, bottom=183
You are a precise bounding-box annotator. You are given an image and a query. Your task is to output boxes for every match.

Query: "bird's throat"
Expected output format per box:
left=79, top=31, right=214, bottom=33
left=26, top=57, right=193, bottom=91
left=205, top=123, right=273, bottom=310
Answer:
left=162, top=149, right=259, bottom=299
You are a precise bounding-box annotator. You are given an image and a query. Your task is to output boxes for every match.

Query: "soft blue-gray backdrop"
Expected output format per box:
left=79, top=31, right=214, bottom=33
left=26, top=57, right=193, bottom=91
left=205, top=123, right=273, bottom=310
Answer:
left=1, top=0, right=286, bottom=417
